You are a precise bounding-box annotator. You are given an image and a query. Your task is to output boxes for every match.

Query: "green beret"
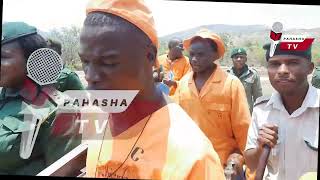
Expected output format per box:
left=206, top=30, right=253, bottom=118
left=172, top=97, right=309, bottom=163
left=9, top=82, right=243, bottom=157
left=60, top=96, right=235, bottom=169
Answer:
left=2, top=22, right=37, bottom=44
left=263, top=43, right=312, bottom=61
left=231, top=48, right=247, bottom=58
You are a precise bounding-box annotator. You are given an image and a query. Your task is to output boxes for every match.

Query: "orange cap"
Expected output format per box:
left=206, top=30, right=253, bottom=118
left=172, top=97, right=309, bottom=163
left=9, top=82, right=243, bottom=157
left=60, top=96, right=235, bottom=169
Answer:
left=86, top=0, right=158, bottom=48
left=183, top=29, right=225, bottom=59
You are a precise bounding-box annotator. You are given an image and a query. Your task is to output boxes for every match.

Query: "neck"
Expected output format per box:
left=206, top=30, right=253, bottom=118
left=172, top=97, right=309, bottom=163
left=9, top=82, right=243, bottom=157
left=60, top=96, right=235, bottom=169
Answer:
left=108, top=83, right=167, bottom=137
left=168, top=54, right=182, bottom=61
left=233, top=65, right=247, bottom=77
left=280, top=84, right=309, bottom=114
left=194, top=63, right=216, bottom=81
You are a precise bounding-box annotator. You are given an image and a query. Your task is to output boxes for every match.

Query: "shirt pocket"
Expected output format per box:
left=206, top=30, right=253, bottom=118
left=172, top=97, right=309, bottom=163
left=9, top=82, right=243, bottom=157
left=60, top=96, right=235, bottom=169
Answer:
left=0, top=116, right=31, bottom=152
left=206, top=103, right=231, bottom=130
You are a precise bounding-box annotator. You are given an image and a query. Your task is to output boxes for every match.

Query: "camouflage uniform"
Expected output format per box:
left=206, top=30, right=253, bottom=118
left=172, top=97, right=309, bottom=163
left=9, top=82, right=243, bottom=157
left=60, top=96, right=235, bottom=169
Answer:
left=311, top=66, right=320, bottom=89
left=56, top=67, right=85, bottom=92
left=227, top=65, right=263, bottom=113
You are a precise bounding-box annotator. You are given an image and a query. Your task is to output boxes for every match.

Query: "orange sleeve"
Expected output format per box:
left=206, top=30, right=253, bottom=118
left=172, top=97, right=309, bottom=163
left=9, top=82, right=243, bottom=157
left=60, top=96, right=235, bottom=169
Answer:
left=186, top=154, right=226, bottom=180
left=230, top=78, right=251, bottom=153
left=182, top=57, right=191, bottom=76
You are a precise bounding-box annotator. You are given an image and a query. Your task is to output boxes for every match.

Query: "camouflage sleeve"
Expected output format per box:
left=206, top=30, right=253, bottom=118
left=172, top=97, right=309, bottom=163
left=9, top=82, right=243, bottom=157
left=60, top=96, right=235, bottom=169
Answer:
left=65, top=72, right=85, bottom=91
left=311, top=69, right=320, bottom=89
left=252, top=72, right=263, bottom=103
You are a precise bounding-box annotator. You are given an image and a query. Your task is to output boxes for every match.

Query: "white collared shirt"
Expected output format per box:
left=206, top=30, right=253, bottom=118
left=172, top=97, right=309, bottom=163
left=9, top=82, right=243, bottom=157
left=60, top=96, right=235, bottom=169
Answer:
left=245, top=85, right=319, bottom=180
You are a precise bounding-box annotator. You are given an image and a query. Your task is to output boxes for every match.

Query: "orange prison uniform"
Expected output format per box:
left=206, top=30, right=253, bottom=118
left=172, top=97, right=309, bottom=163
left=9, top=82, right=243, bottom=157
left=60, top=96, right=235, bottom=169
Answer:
left=155, top=54, right=191, bottom=95
left=83, top=103, right=225, bottom=179
left=173, top=65, right=251, bottom=167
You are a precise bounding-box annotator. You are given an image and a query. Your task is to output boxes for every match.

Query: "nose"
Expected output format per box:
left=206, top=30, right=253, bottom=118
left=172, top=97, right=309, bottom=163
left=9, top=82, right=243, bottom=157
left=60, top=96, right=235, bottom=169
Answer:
left=191, top=56, right=198, bottom=63
left=278, top=63, right=289, bottom=75
left=84, top=64, right=101, bottom=85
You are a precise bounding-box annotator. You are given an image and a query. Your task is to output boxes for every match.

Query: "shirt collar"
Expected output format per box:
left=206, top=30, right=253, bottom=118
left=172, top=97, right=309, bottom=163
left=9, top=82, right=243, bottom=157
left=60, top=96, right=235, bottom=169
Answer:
left=188, top=64, right=223, bottom=84
left=266, top=85, right=319, bottom=117
left=0, top=78, right=40, bottom=103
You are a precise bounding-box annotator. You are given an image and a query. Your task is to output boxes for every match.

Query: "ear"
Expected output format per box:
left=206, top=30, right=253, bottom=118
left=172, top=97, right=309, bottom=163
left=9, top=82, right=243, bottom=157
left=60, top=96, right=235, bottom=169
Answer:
left=146, top=44, right=157, bottom=63
left=308, top=62, right=315, bottom=75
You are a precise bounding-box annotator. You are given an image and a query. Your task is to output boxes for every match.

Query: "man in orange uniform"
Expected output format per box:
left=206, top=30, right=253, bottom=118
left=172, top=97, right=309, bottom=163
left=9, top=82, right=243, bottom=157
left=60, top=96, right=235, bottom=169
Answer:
left=155, top=38, right=191, bottom=95
left=173, top=29, right=251, bottom=178
left=79, top=0, right=225, bottom=179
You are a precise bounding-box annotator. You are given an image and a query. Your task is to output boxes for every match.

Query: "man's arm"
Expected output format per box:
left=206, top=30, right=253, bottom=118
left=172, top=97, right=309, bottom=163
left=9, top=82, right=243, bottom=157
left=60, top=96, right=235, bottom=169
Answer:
left=230, top=78, right=251, bottom=152
left=244, top=109, right=278, bottom=171
left=252, top=73, right=263, bottom=103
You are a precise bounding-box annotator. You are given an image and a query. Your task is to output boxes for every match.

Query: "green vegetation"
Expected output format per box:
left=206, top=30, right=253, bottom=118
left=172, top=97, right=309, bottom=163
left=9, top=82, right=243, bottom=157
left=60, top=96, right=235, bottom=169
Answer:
left=45, top=25, right=320, bottom=70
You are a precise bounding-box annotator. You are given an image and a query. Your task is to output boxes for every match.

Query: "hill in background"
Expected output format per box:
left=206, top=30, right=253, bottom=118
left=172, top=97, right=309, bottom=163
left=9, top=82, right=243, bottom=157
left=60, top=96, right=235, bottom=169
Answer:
left=158, top=25, right=320, bottom=67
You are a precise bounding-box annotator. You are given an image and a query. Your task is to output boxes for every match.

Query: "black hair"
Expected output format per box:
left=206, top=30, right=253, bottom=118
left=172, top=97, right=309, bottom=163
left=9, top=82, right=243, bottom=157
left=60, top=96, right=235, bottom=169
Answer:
left=168, top=38, right=183, bottom=49
left=47, top=38, right=62, bottom=55
left=17, top=34, right=48, bottom=60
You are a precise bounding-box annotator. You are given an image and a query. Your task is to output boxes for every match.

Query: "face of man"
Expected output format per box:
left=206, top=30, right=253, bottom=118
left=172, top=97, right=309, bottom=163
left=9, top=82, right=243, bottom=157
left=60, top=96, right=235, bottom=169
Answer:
left=267, top=55, right=314, bottom=95
left=79, top=24, right=154, bottom=91
left=0, top=41, right=27, bottom=88
left=232, top=54, right=247, bottom=70
left=168, top=40, right=183, bottom=60
left=188, top=38, right=217, bottom=73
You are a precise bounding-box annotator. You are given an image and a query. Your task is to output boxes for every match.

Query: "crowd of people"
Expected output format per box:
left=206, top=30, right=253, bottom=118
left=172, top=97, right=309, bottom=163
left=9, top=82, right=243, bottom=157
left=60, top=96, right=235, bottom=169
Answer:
left=1, top=0, right=319, bottom=179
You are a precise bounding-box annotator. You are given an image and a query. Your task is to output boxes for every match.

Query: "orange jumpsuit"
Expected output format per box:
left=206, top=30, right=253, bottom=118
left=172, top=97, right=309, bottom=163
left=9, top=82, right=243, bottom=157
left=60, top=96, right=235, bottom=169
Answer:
left=173, top=65, right=251, bottom=167
left=155, top=54, right=191, bottom=95
left=83, top=103, right=225, bottom=179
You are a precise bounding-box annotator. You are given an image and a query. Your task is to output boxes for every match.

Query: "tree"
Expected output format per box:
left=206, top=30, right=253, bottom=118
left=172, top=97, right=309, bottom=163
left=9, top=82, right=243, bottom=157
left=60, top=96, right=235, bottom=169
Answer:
left=47, top=26, right=82, bottom=70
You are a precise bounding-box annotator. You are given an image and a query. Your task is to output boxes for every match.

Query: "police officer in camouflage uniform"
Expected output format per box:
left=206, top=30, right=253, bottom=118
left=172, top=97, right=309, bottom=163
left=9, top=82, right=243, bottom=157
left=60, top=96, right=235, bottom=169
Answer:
left=46, top=38, right=85, bottom=92
left=227, top=48, right=263, bottom=113
left=0, top=22, right=81, bottom=175
left=311, top=64, right=320, bottom=89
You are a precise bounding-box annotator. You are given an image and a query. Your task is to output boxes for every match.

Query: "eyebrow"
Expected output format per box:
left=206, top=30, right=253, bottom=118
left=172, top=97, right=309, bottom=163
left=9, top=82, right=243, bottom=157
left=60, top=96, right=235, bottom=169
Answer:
left=79, top=50, right=120, bottom=59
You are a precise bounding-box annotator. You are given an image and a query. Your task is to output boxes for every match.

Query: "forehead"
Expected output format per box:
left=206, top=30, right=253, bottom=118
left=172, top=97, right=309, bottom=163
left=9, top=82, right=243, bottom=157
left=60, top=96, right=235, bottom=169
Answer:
left=189, top=39, right=210, bottom=52
left=268, top=55, right=308, bottom=62
left=1, top=41, right=22, bottom=51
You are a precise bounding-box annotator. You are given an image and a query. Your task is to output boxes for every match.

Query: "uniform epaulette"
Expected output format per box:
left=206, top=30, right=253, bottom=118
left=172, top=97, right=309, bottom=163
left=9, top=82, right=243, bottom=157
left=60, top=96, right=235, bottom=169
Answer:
left=41, top=86, right=66, bottom=106
left=254, top=95, right=270, bottom=107
left=249, top=67, right=258, bottom=73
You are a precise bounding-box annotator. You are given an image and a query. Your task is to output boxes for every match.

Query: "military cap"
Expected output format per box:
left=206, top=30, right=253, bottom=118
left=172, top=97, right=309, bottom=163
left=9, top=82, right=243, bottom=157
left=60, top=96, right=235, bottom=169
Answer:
left=231, top=48, right=247, bottom=58
left=2, top=22, right=37, bottom=44
left=263, top=43, right=312, bottom=61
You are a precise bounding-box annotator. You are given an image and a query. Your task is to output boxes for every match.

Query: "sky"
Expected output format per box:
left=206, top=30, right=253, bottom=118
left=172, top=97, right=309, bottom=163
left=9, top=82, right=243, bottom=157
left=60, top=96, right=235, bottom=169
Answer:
left=2, top=0, right=320, bottom=37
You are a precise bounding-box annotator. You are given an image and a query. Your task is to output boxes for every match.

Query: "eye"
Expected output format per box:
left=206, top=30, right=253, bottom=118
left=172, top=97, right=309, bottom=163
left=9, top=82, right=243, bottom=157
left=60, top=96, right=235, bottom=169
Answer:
left=102, top=62, right=119, bottom=68
left=268, top=62, right=280, bottom=67
left=288, top=61, right=299, bottom=65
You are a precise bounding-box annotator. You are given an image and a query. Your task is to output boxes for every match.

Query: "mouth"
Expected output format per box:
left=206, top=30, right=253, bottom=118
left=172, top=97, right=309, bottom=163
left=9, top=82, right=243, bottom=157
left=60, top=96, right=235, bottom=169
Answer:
left=275, top=79, right=295, bottom=84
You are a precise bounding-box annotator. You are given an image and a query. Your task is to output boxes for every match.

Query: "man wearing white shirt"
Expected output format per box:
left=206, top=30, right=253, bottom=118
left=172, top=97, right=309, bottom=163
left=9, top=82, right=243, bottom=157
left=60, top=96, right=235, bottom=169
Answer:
left=244, top=43, right=319, bottom=180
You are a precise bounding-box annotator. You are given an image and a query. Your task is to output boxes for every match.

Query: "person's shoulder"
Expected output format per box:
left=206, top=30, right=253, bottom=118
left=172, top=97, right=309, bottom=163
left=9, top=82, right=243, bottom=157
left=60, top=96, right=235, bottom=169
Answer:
left=226, top=67, right=233, bottom=73
left=313, top=66, right=320, bottom=75
left=182, top=55, right=190, bottom=61
left=248, top=67, right=260, bottom=77
left=179, top=71, right=193, bottom=83
left=253, top=95, right=270, bottom=107
left=60, top=67, right=73, bottom=74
